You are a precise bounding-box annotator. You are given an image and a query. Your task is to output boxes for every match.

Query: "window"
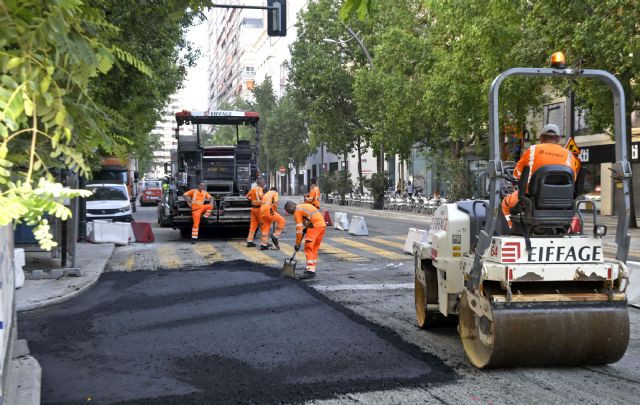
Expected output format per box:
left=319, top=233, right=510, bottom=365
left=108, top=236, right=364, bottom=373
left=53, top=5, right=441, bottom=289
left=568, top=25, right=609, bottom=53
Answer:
left=246, top=66, right=255, bottom=73
left=241, top=18, right=263, bottom=28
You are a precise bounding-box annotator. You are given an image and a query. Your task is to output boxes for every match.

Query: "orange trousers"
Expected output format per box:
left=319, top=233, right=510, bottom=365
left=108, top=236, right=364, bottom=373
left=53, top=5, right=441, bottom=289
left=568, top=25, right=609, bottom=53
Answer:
left=501, top=191, right=519, bottom=227
left=191, top=203, right=213, bottom=240
left=260, top=210, right=285, bottom=247
left=304, top=227, right=325, bottom=272
left=247, top=208, right=261, bottom=243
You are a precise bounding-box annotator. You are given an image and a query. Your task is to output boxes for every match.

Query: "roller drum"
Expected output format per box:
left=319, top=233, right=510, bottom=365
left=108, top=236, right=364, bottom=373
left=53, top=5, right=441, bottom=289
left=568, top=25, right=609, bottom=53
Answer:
left=459, top=294, right=630, bottom=368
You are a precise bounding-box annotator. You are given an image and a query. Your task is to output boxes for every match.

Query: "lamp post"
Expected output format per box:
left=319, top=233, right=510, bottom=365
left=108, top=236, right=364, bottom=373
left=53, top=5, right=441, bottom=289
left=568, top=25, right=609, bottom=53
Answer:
left=323, top=26, right=384, bottom=174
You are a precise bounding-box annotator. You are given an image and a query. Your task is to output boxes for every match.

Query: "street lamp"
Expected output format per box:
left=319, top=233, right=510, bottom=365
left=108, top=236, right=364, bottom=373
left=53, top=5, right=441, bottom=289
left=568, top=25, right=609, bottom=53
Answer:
left=323, top=26, right=383, bottom=173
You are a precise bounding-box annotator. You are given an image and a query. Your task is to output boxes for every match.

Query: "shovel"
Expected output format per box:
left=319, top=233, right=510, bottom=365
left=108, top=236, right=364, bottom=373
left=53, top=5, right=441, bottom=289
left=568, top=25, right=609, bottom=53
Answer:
left=281, top=249, right=298, bottom=278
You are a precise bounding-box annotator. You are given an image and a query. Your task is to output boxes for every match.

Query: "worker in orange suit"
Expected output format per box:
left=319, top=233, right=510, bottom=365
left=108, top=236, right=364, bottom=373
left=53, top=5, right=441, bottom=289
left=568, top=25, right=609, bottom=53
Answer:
left=305, top=177, right=321, bottom=208
left=259, top=187, right=286, bottom=250
left=284, top=201, right=326, bottom=279
left=184, top=181, right=215, bottom=244
left=501, top=124, right=580, bottom=227
left=246, top=177, right=265, bottom=247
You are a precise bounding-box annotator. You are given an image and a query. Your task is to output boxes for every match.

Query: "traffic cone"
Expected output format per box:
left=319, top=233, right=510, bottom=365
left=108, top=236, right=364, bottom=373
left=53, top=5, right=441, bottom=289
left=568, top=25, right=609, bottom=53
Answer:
left=322, top=209, right=332, bottom=226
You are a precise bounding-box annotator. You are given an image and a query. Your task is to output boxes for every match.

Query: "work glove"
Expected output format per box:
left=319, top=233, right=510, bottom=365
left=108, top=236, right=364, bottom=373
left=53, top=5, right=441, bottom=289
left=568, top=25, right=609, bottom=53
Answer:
left=294, top=244, right=300, bottom=252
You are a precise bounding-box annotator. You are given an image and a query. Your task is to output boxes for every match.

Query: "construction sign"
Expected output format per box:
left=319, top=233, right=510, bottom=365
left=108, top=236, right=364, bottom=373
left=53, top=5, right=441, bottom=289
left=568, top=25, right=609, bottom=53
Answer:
left=565, top=138, right=581, bottom=155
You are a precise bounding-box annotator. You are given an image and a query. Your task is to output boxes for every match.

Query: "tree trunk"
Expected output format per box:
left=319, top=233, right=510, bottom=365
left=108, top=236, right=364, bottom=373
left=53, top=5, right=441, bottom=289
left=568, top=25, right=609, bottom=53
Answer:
left=357, top=135, right=363, bottom=194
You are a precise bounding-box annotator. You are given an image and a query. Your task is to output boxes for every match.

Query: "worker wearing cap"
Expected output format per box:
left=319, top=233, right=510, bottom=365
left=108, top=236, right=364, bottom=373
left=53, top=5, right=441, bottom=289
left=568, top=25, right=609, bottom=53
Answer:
left=259, top=187, right=286, bottom=250
left=246, top=177, right=265, bottom=247
left=284, top=201, right=326, bottom=279
left=501, top=124, right=581, bottom=227
left=305, top=177, right=321, bottom=208
left=184, top=181, right=215, bottom=243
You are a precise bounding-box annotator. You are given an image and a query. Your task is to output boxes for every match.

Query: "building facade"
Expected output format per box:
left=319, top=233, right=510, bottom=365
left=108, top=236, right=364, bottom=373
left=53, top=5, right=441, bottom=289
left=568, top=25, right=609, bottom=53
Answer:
left=148, top=95, right=191, bottom=179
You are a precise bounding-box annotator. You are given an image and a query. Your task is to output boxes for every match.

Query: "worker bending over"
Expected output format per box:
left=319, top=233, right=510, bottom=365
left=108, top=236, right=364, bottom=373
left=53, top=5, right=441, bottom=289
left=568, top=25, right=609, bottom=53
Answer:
left=501, top=124, right=580, bottom=227
left=284, top=201, right=326, bottom=279
left=260, top=187, right=286, bottom=250
left=305, top=177, right=321, bottom=208
left=184, top=181, right=215, bottom=243
left=246, top=177, right=265, bottom=247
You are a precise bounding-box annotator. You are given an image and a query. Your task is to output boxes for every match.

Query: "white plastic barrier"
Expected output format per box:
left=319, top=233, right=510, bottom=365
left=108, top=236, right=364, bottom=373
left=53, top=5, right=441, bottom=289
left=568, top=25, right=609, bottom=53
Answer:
left=0, top=225, right=16, bottom=399
left=403, top=228, right=428, bottom=254
left=627, top=262, right=640, bottom=307
left=13, top=248, right=25, bottom=289
left=348, top=216, right=368, bottom=236
left=88, top=221, right=131, bottom=245
left=334, top=212, right=350, bottom=231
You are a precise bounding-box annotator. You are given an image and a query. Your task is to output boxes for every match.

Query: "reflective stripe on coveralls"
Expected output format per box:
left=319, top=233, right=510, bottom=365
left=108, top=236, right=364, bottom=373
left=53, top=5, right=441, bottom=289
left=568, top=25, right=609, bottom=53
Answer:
left=184, top=189, right=214, bottom=239
left=501, top=143, right=580, bottom=226
left=260, top=190, right=285, bottom=247
left=246, top=186, right=264, bottom=242
left=294, top=203, right=326, bottom=272
left=305, top=186, right=321, bottom=209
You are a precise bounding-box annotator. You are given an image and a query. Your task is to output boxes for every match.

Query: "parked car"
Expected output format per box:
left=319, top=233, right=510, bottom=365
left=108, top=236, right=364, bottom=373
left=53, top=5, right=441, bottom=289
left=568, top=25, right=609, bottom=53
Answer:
left=85, top=183, right=133, bottom=222
left=139, top=179, right=162, bottom=206
left=157, top=191, right=172, bottom=227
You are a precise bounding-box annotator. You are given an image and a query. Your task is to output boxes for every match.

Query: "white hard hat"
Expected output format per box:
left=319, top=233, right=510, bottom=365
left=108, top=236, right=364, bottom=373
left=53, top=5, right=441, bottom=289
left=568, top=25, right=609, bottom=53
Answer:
left=540, top=124, right=561, bottom=137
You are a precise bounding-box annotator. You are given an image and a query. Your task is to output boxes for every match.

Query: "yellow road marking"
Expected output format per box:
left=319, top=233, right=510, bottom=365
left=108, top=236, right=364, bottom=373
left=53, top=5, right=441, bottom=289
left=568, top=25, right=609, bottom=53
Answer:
left=157, top=244, right=183, bottom=269
left=124, top=253, right=136, bottom=271
left=390, top=235, right=407, bottom=241
left=227, top=241, right=279, bottom=266
left=320, top=241, right=368, bottom=262
left=192, top=243, right=222, bottom=264
left=368, top=237, right=405, bottom=250
left=279, top=242, right=295, bottom=257
left=333, top=237, right=406, bottom=260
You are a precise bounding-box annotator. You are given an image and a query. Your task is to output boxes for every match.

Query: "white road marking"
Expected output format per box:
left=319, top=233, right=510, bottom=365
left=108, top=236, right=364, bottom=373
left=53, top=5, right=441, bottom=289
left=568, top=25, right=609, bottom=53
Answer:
left=312, top=283, right=413, bottom=292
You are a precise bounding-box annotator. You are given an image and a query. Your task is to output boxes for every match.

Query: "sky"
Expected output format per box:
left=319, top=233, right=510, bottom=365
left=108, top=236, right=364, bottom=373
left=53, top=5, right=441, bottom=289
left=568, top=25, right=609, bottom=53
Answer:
left=178, top=19, right=209, bottom=112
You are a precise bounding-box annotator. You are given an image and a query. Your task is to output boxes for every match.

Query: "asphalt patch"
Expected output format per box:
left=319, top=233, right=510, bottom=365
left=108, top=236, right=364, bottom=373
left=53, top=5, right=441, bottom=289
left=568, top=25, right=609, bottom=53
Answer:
left=19, top=260, right=455, bottom=404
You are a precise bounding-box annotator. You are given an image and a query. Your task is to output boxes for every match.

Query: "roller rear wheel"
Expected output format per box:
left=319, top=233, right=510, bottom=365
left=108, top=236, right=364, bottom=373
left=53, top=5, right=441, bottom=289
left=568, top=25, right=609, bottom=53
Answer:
left=414, top=258, right=445, bottom=328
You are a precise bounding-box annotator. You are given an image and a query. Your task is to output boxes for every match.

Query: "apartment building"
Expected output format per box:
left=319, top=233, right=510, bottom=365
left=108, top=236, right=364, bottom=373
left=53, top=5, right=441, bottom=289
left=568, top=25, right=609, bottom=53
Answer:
left=148, top=95, right=192, bottom=179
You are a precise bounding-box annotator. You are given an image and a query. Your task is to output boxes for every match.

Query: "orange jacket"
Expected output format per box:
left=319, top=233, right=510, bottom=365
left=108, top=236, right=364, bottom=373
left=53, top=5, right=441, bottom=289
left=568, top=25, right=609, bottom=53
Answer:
left=513, top=143, right=581, bottom=189
left=184, top=189, right=213, bottom=206
left=293, top=203, right=326, bottom=245
left=247, top=185, right=264, bottom=208
left=260, top=190, right=279, bottom=214
left=305, top=185, right=320, bottom=208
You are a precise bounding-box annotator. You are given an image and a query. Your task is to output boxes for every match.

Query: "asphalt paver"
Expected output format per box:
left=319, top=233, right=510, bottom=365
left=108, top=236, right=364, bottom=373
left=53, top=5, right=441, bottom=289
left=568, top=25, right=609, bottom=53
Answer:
left=19, top=261, right=455, bottom=404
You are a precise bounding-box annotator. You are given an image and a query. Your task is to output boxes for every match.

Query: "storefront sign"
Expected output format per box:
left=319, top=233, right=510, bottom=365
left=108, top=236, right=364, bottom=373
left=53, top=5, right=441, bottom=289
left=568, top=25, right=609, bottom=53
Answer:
left=578, top=143, right=640, bottom=164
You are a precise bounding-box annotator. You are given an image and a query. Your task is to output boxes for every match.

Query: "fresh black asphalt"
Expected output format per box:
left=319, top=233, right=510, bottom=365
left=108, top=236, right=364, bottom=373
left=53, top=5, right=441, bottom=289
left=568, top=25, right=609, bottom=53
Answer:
left=19, top=261, right=455, bottom=404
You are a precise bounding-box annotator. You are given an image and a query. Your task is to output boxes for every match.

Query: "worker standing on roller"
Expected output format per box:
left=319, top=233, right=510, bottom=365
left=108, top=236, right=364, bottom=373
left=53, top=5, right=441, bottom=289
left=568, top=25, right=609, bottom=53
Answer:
left=260, top=187, right=286, bottom=250
left=246, top=177, right=265, bottom=247
left=183, top=181, right=215, bottom=243
left=305, top=177, right=321, bottom=208
left=501, top=124, right=580, bottom=227
left=284, top=201, right=326, bottom=279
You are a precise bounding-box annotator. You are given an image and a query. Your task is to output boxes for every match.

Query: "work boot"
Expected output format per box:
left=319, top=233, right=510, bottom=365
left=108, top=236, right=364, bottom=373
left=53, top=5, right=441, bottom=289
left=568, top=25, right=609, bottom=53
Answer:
left=299, top=271, right=316, bottom=280
left=260, top=244, right=269, bottom=250
left=247, top=241, right=256, bottom=248
left=191, top=240, right=196, bottom=245
left=271, top=235, right=280, bottom=250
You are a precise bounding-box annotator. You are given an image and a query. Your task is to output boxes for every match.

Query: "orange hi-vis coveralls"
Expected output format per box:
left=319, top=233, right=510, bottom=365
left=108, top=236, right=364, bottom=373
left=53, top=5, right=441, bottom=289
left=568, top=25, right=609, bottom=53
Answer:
left=305, top=185, right=321, bottom=209
left=501, top=143, right=580, bottom=225
left=246, top=185, right=265, bottom=243
left=294, top=203, right=327, bottom=273
left=260, top=190, right=286, bottom=247
left=184, top=189, right=214, bottom=240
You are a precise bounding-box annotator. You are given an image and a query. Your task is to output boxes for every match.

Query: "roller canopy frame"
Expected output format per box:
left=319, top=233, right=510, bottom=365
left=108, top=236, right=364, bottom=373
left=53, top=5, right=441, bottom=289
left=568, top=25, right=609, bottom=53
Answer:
left=469, top=68, right=632, bottom=291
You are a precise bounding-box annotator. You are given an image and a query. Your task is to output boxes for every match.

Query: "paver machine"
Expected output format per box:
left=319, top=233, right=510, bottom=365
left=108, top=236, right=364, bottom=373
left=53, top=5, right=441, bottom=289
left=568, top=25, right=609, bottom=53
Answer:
left=414, top=56, right=631, bottom=368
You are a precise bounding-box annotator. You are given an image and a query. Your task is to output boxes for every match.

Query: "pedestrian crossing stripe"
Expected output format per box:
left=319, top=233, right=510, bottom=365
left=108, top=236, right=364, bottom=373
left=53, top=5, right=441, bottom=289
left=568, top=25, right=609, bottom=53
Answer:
left=320, top=242, right=368, bottom=262
left=192, top=243, right=221, bottom=264
left=332, top=237, right=406, bottom=260
left=227, top=241, right=279, bottom=266
left=157, top=245, right=183, bottom=269
left=124, top=253, right=136, bottom=271
left=390, top=235, right=407, bottom=242
left=367, top=237, right=405, bottom=251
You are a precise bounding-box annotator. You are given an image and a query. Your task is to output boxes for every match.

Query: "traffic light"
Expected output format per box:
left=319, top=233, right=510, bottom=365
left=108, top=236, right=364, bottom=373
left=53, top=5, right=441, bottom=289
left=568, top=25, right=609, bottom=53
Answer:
left=267, top=0, right=286, bottom=37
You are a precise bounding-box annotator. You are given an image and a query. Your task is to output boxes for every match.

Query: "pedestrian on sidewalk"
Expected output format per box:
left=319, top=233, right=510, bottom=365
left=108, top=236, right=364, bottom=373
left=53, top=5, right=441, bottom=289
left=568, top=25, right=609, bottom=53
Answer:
left=406, top=181, right=414, bottom=197
left=260, top=187, right=286, bottom=250
left=246, top=177, right=265, bottom=247
left=305, top=177, right=321, bottom=208
left=284, top=201, right=326, bottom=279
left=184, top=181, right=215, bottom=244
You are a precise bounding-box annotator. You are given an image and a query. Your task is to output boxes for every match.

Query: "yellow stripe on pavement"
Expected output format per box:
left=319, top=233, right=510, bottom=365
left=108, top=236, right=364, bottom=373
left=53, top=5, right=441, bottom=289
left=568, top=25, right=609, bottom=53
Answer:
left=279, top=242, right=295, bottom=257
left=124, top=253, right=136, bottom=271
left=320, top=242, right=368, bottom=262
left=157, top=244, right=183, bottom=269
left=390, top=235, right=408, bottom=242
left=227, top=241, right=279, bottom=266
left=333, top=237, right=406, bottom=260
left=368, top=237, right=405, bottom=251
left=192, top=243, right=222, bottom=264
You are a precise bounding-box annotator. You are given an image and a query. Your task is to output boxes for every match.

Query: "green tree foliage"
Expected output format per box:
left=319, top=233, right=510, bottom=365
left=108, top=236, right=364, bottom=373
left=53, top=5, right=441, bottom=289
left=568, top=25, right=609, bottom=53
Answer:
left=263, top=93, right=309, bottom=172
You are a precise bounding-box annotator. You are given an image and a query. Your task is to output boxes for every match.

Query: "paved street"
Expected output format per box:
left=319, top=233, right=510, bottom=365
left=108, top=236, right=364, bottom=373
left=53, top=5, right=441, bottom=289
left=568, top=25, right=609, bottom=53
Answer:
left=19, top=204, right=640, bottom=404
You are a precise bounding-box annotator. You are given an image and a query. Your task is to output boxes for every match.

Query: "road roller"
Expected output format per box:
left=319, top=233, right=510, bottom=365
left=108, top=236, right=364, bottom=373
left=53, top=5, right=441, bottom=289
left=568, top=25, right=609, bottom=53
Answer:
left=414, top=57, right=632, bottom=368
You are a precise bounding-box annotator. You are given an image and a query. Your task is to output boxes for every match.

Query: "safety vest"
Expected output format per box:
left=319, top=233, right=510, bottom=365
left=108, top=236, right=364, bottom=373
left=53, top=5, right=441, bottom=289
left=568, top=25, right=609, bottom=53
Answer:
left=513, top=143, right=580, bottom=189
left=184, top=189, right=211, bottom=205
left=306, top=185, right=320, bottom=208
left=247, top=186, right=264, bottom=208
left=261, top=190, right=279, bottom=212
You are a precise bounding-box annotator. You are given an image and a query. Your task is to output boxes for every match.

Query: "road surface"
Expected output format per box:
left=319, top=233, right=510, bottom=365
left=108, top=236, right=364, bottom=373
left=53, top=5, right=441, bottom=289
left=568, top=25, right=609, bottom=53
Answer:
left=19, top=203, right=640, bottom=404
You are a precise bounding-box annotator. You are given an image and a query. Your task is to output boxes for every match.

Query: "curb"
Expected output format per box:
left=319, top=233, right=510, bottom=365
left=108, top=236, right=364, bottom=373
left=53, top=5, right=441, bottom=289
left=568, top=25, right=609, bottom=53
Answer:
left=17, top=244, right=115, bottom=312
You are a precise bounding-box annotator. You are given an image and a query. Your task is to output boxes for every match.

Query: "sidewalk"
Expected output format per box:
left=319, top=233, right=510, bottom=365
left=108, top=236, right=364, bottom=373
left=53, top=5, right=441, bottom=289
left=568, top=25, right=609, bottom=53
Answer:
left=17, top=243, right=115, bottom=312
